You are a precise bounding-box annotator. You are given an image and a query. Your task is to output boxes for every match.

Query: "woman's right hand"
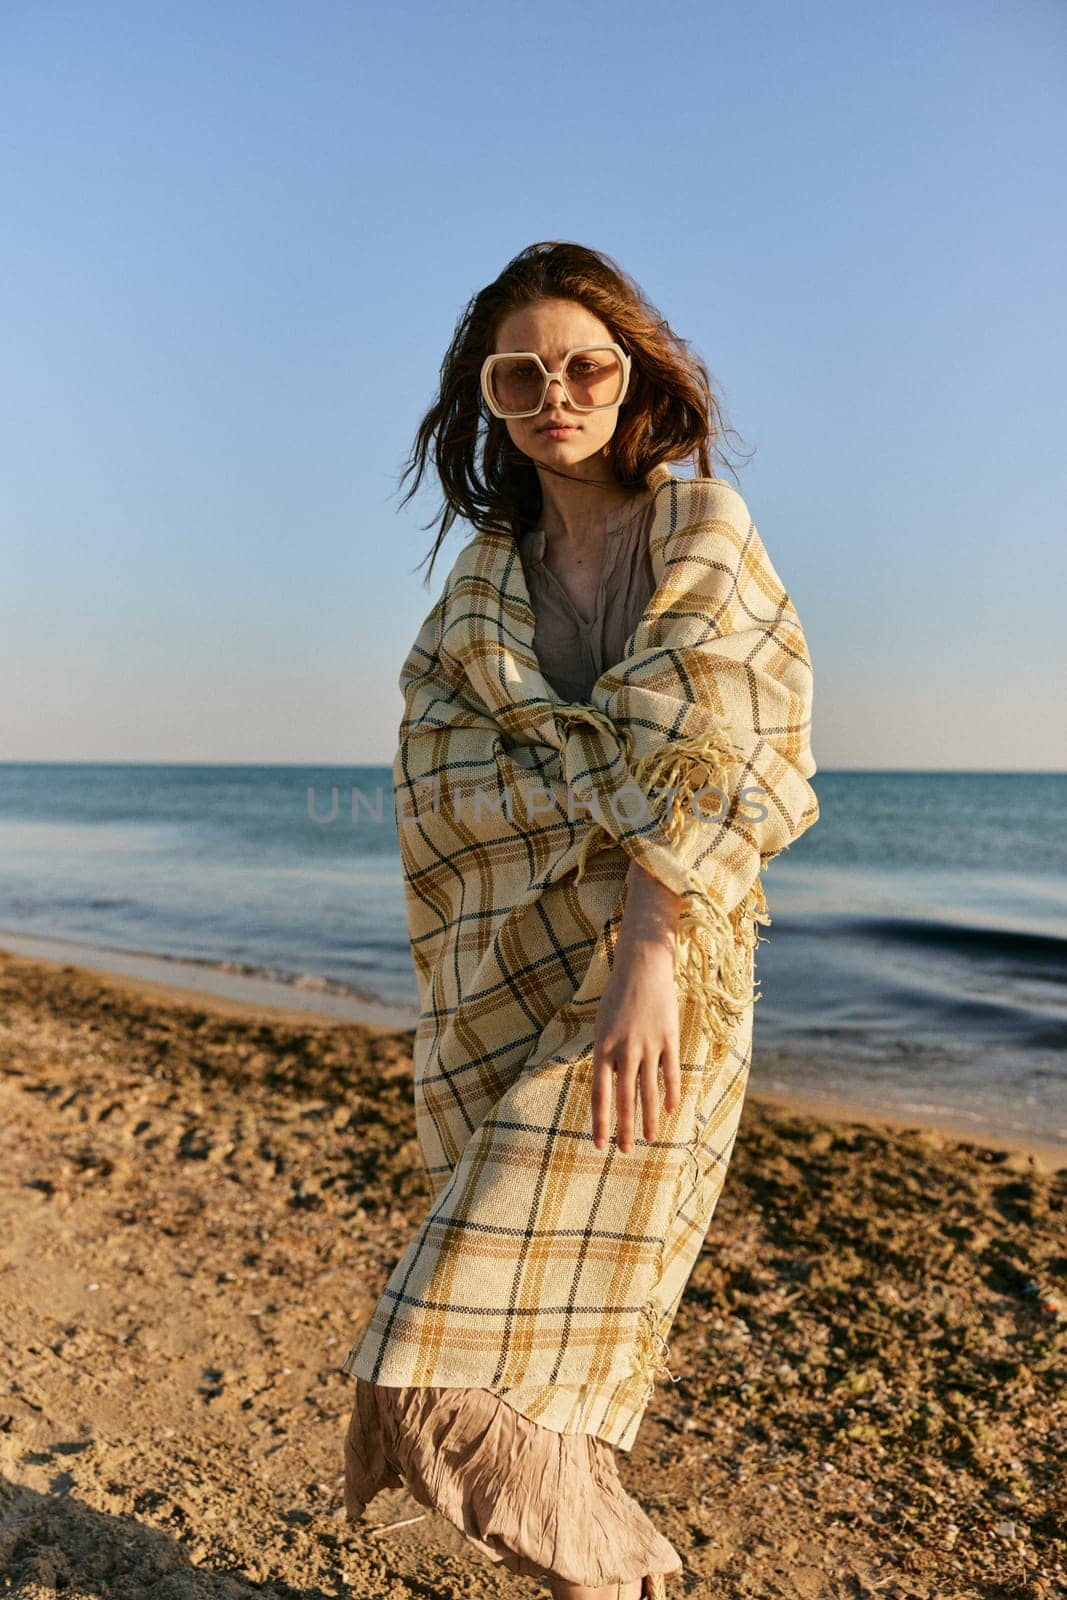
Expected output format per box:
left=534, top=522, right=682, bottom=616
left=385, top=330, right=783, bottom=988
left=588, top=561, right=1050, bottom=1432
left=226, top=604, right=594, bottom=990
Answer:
left=592, top=863, right=682, bottom=1152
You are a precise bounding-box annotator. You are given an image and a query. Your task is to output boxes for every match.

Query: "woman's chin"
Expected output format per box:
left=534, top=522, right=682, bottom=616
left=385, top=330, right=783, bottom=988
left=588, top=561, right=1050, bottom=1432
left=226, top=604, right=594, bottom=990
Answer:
left=525, top=433, right=600, bottom=468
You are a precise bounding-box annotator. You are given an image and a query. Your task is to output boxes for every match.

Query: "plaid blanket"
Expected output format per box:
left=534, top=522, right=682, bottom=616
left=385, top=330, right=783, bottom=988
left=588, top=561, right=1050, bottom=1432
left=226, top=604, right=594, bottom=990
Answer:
left=341, top=465, right=819, bottom=1444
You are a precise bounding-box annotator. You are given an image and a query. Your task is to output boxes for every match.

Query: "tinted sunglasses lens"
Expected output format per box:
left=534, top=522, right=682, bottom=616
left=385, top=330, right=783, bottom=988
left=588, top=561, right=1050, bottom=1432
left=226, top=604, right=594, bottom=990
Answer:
left=562, top=348, right=625, bottom=408
left=487, top=356, right=544, bottom=415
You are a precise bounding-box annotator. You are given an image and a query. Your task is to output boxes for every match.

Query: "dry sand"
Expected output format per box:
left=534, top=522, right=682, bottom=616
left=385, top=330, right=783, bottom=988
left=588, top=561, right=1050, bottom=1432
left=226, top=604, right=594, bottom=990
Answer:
left=0, top=946, right=1063, bottom=1599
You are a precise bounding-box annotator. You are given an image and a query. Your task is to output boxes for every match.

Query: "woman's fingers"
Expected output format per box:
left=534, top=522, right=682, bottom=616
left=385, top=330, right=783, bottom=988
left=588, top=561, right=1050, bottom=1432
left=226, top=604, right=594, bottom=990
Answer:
left=638, top=1057, right=661, bottom=1146
left=591, top=1044, right=616, bottom=1150
left=662, top=1033, right=682, bottom=1116
left=610, top=1044, right=640, bottom=1154
left=594, top=1045, right=673, bottom=1154
left=593, top=1042, right=638, bottom=1153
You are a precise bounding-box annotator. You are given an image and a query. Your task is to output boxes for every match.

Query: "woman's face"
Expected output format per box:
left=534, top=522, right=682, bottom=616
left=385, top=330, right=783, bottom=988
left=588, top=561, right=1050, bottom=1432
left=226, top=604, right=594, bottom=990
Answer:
left=491, top=297, right=628, bottom=476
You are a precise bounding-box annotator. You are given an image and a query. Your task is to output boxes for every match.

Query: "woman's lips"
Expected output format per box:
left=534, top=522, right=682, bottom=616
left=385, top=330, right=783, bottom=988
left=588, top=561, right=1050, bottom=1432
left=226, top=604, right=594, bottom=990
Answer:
left=539, top=425, right=577, bottom=438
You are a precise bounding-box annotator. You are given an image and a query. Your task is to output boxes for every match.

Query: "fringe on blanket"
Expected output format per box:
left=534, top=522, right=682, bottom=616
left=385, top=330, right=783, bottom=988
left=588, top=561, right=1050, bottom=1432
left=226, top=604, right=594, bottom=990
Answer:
left=629, top=1298, right=682, bottom=1405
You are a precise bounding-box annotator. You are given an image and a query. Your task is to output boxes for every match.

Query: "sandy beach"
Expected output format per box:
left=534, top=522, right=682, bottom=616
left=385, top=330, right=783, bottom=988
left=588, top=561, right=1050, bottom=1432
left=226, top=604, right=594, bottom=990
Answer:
left=0, top=944, right=1063, bottom=1599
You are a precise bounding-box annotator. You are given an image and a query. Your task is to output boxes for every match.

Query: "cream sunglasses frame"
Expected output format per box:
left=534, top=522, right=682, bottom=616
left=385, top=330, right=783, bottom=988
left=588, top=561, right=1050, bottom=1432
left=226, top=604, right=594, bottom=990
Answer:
left=480, top=342, right=632, bottom=419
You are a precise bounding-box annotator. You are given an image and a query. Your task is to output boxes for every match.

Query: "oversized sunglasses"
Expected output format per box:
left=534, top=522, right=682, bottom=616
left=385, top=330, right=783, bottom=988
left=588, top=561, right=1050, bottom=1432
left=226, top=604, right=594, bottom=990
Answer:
left=480, top=343, right=632, bottom=419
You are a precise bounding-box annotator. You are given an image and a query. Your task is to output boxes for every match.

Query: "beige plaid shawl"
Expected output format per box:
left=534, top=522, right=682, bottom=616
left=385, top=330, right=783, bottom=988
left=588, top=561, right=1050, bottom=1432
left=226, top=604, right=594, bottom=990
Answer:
left=342, top=465, right=819, bottom=1445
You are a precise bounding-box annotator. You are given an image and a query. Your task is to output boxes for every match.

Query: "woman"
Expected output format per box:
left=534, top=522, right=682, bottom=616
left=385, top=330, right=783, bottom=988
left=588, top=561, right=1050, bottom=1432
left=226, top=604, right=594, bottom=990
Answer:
left=340, top=241, right=820, bottom=1599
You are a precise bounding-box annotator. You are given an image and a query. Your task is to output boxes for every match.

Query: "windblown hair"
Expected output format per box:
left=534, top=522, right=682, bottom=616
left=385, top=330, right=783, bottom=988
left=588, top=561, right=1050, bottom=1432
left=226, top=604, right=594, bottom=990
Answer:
left=397, top=239, right=751, bottom=586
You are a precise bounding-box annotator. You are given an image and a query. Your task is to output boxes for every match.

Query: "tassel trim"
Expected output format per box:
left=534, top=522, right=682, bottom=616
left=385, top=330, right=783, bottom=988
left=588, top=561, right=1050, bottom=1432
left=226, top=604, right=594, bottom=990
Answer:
left=630, top=724, right=749, bottom=849
left=554, top=701, right=636, bottom=763
left=629, top=1298, right=681, bottom=1403
left=672, top=873, right=769, bottom=1065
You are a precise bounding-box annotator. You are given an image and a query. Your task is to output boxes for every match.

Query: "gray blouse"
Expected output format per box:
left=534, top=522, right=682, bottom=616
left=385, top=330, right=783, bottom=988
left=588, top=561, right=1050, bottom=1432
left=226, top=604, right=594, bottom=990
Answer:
left=517, top=489, right=658, bottom=703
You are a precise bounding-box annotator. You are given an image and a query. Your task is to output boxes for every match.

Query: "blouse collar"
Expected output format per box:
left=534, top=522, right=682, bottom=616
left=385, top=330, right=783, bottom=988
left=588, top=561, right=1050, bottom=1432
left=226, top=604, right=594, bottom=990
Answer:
left=457, top=462, right=678, bottom=742
left=523, top=484, right=654, bottom=566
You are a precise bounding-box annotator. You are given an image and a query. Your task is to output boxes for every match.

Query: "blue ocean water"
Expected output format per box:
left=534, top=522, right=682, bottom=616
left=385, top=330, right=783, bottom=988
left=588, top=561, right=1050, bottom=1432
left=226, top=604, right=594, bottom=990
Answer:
left=1, top=764, right=1064, bottom=1152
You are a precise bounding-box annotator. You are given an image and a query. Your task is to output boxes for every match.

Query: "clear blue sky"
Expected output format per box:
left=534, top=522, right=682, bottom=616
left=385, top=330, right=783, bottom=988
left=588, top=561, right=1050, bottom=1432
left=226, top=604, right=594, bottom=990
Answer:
left=2, top=0, right=1064, bottom=769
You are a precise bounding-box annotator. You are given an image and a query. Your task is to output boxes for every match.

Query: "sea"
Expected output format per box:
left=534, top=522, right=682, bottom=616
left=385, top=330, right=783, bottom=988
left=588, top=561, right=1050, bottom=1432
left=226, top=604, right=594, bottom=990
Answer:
left=1, top=763, right=1065, bottom=1158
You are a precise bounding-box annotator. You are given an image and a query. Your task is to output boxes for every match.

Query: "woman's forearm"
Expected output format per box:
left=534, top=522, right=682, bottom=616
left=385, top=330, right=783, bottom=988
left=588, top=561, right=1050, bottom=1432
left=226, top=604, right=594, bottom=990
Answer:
left=617, top=858, right=682, bottom=953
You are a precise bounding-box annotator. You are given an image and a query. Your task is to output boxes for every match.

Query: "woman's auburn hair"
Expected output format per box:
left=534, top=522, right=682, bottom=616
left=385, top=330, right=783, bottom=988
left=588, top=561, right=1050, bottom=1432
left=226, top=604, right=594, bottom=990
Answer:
left=397, top=239, right=751, bottom=586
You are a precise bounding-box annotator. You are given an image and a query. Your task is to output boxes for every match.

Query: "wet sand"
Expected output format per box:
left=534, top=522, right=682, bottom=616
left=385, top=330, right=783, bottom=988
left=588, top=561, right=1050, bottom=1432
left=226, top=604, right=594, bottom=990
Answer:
left=1, top=945, right=1063, bottom=1598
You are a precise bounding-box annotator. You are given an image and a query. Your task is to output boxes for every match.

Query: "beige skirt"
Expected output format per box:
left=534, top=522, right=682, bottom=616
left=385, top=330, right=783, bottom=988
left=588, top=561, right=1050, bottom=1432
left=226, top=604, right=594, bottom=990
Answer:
left=343, top=1377, right=684, bottom=1588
